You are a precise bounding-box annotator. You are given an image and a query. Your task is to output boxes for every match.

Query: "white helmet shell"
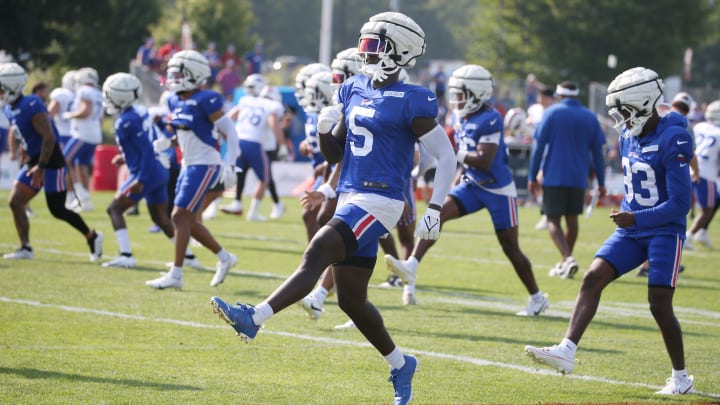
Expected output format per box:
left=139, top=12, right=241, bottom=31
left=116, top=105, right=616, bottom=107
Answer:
left=76, top=67, right=99, bottom=87
left=294, top=63, right=331, bottom=106
left=358, top=12, right=425, bottom=82
left=606, top=67, right=664, bottom=138
left=303, top=71, right=333, bottom=112
left=62, top=70, right=77, bottom=91
left=102, top=72, right=143, bottom=115
left=705, top=100, right=720, bottom=125
left=166, top=50, right=211, bottom=93
left=0, top=62, right=27, bottom=107
left=448, top=64, right=494, bottom=118
left=243, top=74, right=267, bottom=97
left=331, top=47, right=362, bottom=78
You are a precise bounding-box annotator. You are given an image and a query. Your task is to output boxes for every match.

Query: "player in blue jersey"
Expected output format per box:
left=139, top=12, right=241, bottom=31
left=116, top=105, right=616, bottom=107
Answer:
left=210, top=12, right=457, bottom=405
left=146, top=50, right=240, bottom=289
left=385, top=64, right=549, bottom=316
left=527, top=81, right=607, bottom=279
left=0, top=63, right=103, bottom=261
left=99, top=73, right=179, bottom=268
left=525, top=67, right=696, bottom=395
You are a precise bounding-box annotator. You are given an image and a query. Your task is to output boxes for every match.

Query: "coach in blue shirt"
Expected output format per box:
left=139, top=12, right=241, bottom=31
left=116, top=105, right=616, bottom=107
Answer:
left=528, top=81, right=607, bottom=279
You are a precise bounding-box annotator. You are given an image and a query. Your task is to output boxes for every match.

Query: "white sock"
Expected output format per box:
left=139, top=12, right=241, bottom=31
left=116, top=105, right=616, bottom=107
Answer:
left=560, top=337, right=577, bottom=353
left=249, top=198, right=263, bottom=216
left=531, top=291, right=544, bottom=302
left=403, top=283, right=415, bottom=294
left=384, top=347, right=406, bottom=370
left=115, top=228, right=132, bottom=254
left=73, top=183, right=89, bottom=200
left=168, top=266, right=183, bottom=279
left=407, top=256, right=419, bottom=271
left=672, top=368, right=689, bottom=379
left=216, top=248, right=230, bottom=262
left=311, top=286, right=329, bottom=303
left=252, top=302, right=274, bottom=325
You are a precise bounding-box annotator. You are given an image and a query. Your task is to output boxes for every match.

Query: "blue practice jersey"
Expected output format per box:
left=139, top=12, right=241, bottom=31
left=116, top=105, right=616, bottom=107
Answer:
left=618, top=112, right=693, bottom=237
left=336, top=75, right=438, bottom=201
left=4, top=94, right=65, bottom=168
left=304, top=111, right=325, bottom=168
left=115, top=105, right=166, bottom=184
left=529, top=98, right=606, bottom=188
left=167, top=90, right=224, bottom=166
left=457, top=106, right=514, bottom=190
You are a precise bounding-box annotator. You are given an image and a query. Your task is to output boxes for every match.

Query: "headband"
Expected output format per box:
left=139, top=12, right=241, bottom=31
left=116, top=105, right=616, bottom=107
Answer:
left=555, top=84, right=579, bottom=97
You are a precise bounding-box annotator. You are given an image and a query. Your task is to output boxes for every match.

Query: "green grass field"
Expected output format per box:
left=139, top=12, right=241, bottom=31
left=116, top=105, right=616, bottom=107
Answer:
left=1, top=190, right=718, bottom=404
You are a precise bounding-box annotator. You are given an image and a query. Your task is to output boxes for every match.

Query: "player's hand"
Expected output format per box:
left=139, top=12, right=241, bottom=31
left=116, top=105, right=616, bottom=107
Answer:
left=609, top=208, right=635, bottom=228
left=129, top=180, right=144, bottom=194
left=528, top=180, right=540, bottom=197
left=111, top=154, right=125, bottom=166
left=27, top=165, right=44, bottom=189
left=415, top=206, right=441, bottom=240
left=61, top=112, right=73, bottom=120
left=221, top=164, right=236, bottom=189
left=317, top=103, right=343, bottom=134
left=153, top=136, right=172, bottom=153
left=300, top=190, right=325, bottom=210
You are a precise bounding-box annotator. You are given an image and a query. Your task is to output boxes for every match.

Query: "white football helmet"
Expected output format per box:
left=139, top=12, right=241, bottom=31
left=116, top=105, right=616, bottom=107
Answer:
left=102, top=72, right=143, bottom=115
left=62, top=70, right=77, bottom=91
left=75, top=67, right=99, bottom=87
left=331, top=47, right=362, bottom=90
left=0, top=62, right=27, bottom=107
left=259, top=85, right=281, bottom=102
left=357, top=11, right=425, bottom=82
left=606, top=67, right=664, bottom=138
left=243, top=74, right=267, bottom=97
left=294, top=63, right=331, bottom=106
left=303, top=71, right=333, bottom=113
left=448, top=64, right=494, bottom=119
left=503, top=107, right=529, bottom=138
left=166, top=50, right=211, bottom=93
left=705, top=100, right=720, bottom=125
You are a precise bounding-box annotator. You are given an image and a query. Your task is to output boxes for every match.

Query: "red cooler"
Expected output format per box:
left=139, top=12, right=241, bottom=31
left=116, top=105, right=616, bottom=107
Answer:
left=91, top=145, right=119, bottom=191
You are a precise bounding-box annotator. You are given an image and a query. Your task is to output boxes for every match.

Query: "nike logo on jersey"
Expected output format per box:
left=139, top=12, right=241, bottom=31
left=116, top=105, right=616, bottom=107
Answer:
left=427, top=96, right=437, bottom=101
left=210, top=97, right=219, bottom=104
left=677, top=140, right=689, bottom=145
left=680, top=163, right=688, bottom=167
left=122, top=122, right=131, bottom=128
left=489, top=118, right=497, bottom=126
left=29, top=100, right=37, bottom=106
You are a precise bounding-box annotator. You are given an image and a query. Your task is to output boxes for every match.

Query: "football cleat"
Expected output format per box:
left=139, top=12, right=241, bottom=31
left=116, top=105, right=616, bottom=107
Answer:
left=560, top=256, right=579, bottom=279
left=102, top=255, right=136, bottom=268
left=516, top=293, right=549, bottom=316
left=524, top=344, right=574, bottom=374
left=389, top=354, right=418, bottom=405
left=210, top=296, right=260, bottom=342
left=534, top=215, right=548, bottom=230
left=379, top=274, right=403, bottom=288
left=384, top=255, right=416, bottom=286
left=165, top=255, right=203, bottom=269
left=3, top=247, right=34, bottom=260
left=334, top=319, right=356, bottom=330
left=89, top=232, right=104, bottom=262
left=548, top=262, right=563, bottom=277
left=402, top=291, right=417, bottom=306
left=146, top=272, right=184, bottom=289
left=693, top=229, right=713, bottom=249
left=210, top=253, right=237, bottom=287
left=270, top=202, right=286, bottom=219
left=220, top=200, right=243, bottom=216
left=655, top=375, right=695, bottom=395
left=246, top=212, right=267, bottom=222
left=298, top=295, right=324, bottom=320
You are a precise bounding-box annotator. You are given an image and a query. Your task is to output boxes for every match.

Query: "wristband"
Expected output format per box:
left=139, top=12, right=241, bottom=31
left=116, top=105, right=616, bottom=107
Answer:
left=428, top=203, right=442, bottom=211
left=316, top=183, right=337, bottom=200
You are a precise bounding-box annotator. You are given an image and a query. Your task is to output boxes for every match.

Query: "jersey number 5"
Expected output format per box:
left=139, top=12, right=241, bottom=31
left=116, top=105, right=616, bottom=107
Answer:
left=348, top=106, right=374, bottom=157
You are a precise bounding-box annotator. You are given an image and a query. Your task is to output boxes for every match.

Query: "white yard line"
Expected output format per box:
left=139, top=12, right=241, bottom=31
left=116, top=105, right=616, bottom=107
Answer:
left=1, top=295, right=718, bottom=399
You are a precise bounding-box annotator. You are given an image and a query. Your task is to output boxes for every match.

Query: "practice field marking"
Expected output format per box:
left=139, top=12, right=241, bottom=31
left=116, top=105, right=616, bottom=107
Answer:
left=1, top=295, right=718, bottom=399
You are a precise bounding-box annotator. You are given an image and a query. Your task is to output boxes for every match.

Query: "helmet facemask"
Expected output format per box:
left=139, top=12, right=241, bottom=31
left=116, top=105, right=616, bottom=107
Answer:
left=357, top=35, right=399, bottom=82
left=608, top=104, right=650, bottom=138
left=449, top=86, right=481, bottom=119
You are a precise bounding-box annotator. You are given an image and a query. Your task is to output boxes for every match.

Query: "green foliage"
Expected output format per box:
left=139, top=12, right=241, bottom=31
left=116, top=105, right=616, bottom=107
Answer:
left=151, top=0, right=254, bottom=54
left=0, top=191, right=719, bottom=403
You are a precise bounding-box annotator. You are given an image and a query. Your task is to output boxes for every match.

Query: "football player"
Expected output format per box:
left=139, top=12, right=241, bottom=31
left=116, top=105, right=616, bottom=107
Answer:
left=146, top=50, right=239, bottom=289
left=210, top=12, right=457, bottom=405
left=0, top=63, right=103, bottom=261
left=525, top=67, right=696, bottom=395
left=47, top=70, right=76, bottom=150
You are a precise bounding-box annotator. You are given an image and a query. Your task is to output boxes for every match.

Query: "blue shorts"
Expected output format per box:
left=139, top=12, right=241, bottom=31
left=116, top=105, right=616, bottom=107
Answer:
left=595, top=231, right=684, bottom=288
left=0, top=128, right=7, bottom=153
left=119, top=170, right=169, bottom=205
left=63, top=138, right=96, bottom=166
left=16, top=165, right=67, bottom=193
left=57, top=134, right=72, bottom=150
left=332, top=203, right=390, bottom=258
left=692, top=177, right=719, bottom=209
left=237, top=140, right=269, bottom=182
left=449, top=180, right=519, bottom=230
left=174, top=165, right=220, bottom=213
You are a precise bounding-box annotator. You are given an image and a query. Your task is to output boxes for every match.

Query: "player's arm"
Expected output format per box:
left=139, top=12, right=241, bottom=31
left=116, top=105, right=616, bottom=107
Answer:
left=47, top=99, right=60, bottom=117
left=318, top=105, right=346, bottom=164
left=210, top=109, right=239, bottom=165
left=65, top=99, right=92, bottom=119
left=413, top=116, right=455, bottom=210
left=458, top=131, right=499, bottom=172
left=27, top=111, right=57, bottom=187
left=227, top=105, right=241, bottom=122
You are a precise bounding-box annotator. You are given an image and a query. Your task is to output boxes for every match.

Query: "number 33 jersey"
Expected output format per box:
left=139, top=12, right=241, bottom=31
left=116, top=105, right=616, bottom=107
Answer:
left=336, top=74, right=438, bottom=201
left=618, top=112, right=694, bottom=237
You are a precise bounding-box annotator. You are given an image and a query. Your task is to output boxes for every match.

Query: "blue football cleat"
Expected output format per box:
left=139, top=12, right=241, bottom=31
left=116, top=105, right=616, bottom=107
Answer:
left=210, top=296, right=260, bottom=342
left=389, top=354, right=418, bottom=405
